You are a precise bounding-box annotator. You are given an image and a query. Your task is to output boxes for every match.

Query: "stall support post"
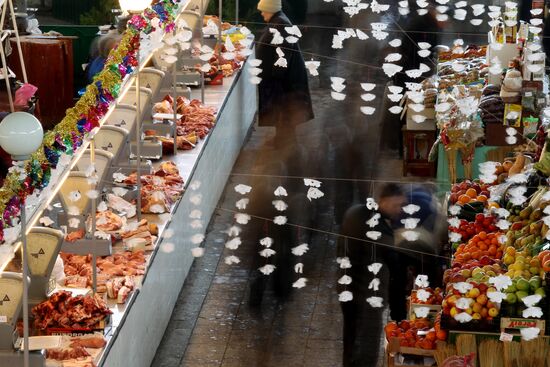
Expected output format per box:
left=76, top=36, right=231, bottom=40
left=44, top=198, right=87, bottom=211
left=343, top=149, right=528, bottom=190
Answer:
left=10, top=0, right=28, bottom=83
left=20, top=200, right=29, bottom=367
left=172, top=60, right=178, bottom=155
left=90, top=140, right=98, bottom=294
left=218, top=0, right=222, bottom=60
left=200, top=0, right=205, bottom=103
left=135, top=48, right=142, bottom=222
left=235, top=0, right=239, bottom=25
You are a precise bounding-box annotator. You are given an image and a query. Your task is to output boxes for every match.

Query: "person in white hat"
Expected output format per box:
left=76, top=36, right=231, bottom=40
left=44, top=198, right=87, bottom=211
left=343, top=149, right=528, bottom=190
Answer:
left=254, top=0, right=314, bottom=159
left=257, top=0, right=282, bottom=22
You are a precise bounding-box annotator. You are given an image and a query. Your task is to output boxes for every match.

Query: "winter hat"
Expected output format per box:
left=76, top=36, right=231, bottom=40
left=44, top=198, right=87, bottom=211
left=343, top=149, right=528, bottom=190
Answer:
left=257, top=0, right=281, bottom=13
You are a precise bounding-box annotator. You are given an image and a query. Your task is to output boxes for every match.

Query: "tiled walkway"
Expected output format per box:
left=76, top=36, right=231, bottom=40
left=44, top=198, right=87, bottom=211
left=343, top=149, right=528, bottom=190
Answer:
left=150, top=5, right=490, bottom=367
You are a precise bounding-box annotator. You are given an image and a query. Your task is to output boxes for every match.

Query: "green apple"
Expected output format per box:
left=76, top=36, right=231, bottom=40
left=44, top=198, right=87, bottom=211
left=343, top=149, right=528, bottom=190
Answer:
left=506, top=292, right=518, bottom=304
left=535, top=288, right=546, bottom=298
left=516, top=278, right=530, bottom=292
left=505, top=284, right=517, bottom=293
left=529, top=276, right=542, bottom=291
left=516, top=290, right=529, bottom=301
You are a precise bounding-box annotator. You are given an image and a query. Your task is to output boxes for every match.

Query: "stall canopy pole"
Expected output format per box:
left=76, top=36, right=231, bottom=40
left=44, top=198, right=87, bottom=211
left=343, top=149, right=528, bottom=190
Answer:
left=0, top=1, right=14, bottom=112
left=90, top=139, right=98, bottom=294
left=20, top=200, right=29, bottom=367
left=218, top=0, right=222, bottom=60
left=172, top=43, right=177, bottom=156
left=235, top=0, right=239, bottom=25
left=135, top=49, right=142, bottom=222
left=200, top=0, right=205, bottom=103
left=10, top=0, right=28, bottom=84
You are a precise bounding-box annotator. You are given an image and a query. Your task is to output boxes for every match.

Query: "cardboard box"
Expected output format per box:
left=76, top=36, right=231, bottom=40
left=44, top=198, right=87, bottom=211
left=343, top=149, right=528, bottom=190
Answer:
left=406, top=107, right=436, bottom=131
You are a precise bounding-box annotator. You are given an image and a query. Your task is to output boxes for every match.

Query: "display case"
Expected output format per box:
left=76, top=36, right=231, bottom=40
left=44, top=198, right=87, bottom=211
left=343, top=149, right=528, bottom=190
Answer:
left=0, top=0, right=257, bottom=366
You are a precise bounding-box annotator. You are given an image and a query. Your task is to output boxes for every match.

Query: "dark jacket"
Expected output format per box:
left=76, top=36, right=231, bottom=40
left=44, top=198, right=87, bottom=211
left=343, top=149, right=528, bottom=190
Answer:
left=337, top=205, right=395, bottom=295
left=255, top=11, right=314, bottom=127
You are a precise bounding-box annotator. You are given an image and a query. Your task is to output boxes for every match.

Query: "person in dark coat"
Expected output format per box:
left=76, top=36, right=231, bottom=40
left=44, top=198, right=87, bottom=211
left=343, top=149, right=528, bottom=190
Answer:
left=255, top=0, right=314, bottom=155
left=337, top=183, right=407, bottom=367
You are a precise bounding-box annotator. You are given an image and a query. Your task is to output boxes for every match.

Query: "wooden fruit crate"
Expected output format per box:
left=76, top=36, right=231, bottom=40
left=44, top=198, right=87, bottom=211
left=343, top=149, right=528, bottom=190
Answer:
left=386, top=337, right=437, bottom=367
left=500, top=317, right=546, bottom=335
left=408, top=302, right=442, bottom=321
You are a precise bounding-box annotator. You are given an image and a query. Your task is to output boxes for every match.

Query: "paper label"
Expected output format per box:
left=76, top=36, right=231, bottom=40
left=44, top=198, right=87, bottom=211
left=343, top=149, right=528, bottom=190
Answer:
left=0, top=315, right=7, bottom=323
left=500, top=332, right=513, bottom=342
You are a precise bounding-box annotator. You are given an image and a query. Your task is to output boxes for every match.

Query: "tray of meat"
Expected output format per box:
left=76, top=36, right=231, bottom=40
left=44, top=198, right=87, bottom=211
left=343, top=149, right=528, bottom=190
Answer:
left=32, top=291, right=112, bottom=334
left=45, top=333, right=106, bottom=366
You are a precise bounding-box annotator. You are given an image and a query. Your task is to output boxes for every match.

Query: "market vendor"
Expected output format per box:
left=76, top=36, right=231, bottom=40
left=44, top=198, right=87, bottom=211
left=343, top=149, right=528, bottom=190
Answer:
left=255, top=0, right=314, bottom=174
left=86, top=33, right=122, bottom=83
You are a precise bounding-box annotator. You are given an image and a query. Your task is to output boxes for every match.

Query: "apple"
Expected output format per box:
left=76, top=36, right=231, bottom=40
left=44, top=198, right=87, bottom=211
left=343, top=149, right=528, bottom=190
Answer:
left=467, top=288, right=481, bottom=299
left=505, top=284, right=517, bottom=293
left=472, top=302, right=483, bottom=313
left=535, top=288, right=546, bottom=298
left=460, top=269, right=472, bottom=278
left=450, top=307, right=458, bottom=317
left=478, top=283, right=489, bottom=293
left=447, top=295, right=458, bottom=307
left=529, top=276, right=541, bottom=290
left=506, top=293, right=517, bottom=304
left=516, top=290, right=529, bottom=301
left=480, top=307, right=488, bottom=318
left=476, top=294, right=488, bottom=306
left=516, top=278, right=530, bottom=292
left=480, top=256, right=493, bottom=266
left=472, top=312, right=482, bottom=320
left=488, top=307, right=499, bottom=317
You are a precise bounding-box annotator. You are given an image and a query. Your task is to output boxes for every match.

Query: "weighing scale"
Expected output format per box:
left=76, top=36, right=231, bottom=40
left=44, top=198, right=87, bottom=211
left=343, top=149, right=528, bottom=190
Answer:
left=26, top=228, right=63, bottom=308
left=0, top=272, right=44, bottom=367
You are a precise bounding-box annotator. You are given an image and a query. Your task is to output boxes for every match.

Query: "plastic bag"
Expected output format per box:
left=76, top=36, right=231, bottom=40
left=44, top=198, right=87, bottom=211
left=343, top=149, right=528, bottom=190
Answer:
left=14, top=83, right=38, bottom=107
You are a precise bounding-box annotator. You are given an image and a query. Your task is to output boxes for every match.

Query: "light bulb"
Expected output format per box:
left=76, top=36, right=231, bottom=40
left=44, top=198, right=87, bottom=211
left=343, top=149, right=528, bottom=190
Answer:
left=119, top=0, right=152, bottom=13
left=0, top=112, right=43, bottom=160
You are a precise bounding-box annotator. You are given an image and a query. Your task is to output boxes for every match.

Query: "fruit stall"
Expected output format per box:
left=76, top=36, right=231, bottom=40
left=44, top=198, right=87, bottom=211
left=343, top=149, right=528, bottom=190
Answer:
left=0, top=1, right=258, bottom=366
left=386, top=4, right=550, bottom=366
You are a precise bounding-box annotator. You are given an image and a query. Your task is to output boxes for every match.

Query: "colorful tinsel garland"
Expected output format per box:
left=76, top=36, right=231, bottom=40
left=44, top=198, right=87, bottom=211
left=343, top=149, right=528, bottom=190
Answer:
left=0, top=0, right=180, bottom=242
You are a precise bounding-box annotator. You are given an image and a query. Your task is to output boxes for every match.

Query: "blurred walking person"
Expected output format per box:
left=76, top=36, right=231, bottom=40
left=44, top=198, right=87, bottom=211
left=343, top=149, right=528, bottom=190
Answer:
left=255, top=0, right=314, bottom=175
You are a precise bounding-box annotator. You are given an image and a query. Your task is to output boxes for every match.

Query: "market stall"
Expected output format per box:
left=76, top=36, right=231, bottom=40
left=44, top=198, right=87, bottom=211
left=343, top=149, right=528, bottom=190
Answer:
left=0, top=0, right=257, bottom=366
left=387, top=3, right=550, bottom=366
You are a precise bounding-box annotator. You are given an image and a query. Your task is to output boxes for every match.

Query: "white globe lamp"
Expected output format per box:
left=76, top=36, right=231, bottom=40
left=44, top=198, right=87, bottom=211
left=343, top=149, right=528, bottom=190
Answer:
left=0, top=112, right=43, bottom=160
left=119, top=0, right=152, bottom=13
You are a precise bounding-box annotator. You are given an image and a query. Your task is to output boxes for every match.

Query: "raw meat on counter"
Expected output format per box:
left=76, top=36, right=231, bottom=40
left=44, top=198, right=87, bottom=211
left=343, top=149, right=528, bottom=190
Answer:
left=95, top=210, right=123, bottom=232
left=32, top=291, right=112, bottom=330
left=46, top=345, right=90, bottom=360
left=61, top=251, right=147, bottom=293
left=106, top=276, right=136, bottom=304
left=65, top=229, right=85, bottom=243
left=46, top=334, right=106, bottom=366
left=121, top=219, right=155, bottom=249
left=107, top=194, right=136, bottom=218
left=123, top=161, right=184, bottom=214
left=152, top=97, right=217, bottom=151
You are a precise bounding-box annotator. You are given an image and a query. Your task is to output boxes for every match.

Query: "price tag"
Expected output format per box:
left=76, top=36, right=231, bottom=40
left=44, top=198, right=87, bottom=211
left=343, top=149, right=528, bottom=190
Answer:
left=0, top=315, right=7, bottom=323
left=525, top=92, right=533, bottom=97
left=500, top=332, right=513, bottom=342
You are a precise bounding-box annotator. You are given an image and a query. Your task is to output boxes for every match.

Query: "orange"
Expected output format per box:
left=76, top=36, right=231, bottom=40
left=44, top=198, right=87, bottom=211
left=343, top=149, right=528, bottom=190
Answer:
left=436, top=330, right=448, bottom=341
left=488, top=202, right=500, bottom=209
left=479, top=231, right=487, bottom=240
left=458, top=194, right=471, bottom=204
left=466, top=188, right=478, bottom=198
left=476, top=195, right=488, bottom=202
